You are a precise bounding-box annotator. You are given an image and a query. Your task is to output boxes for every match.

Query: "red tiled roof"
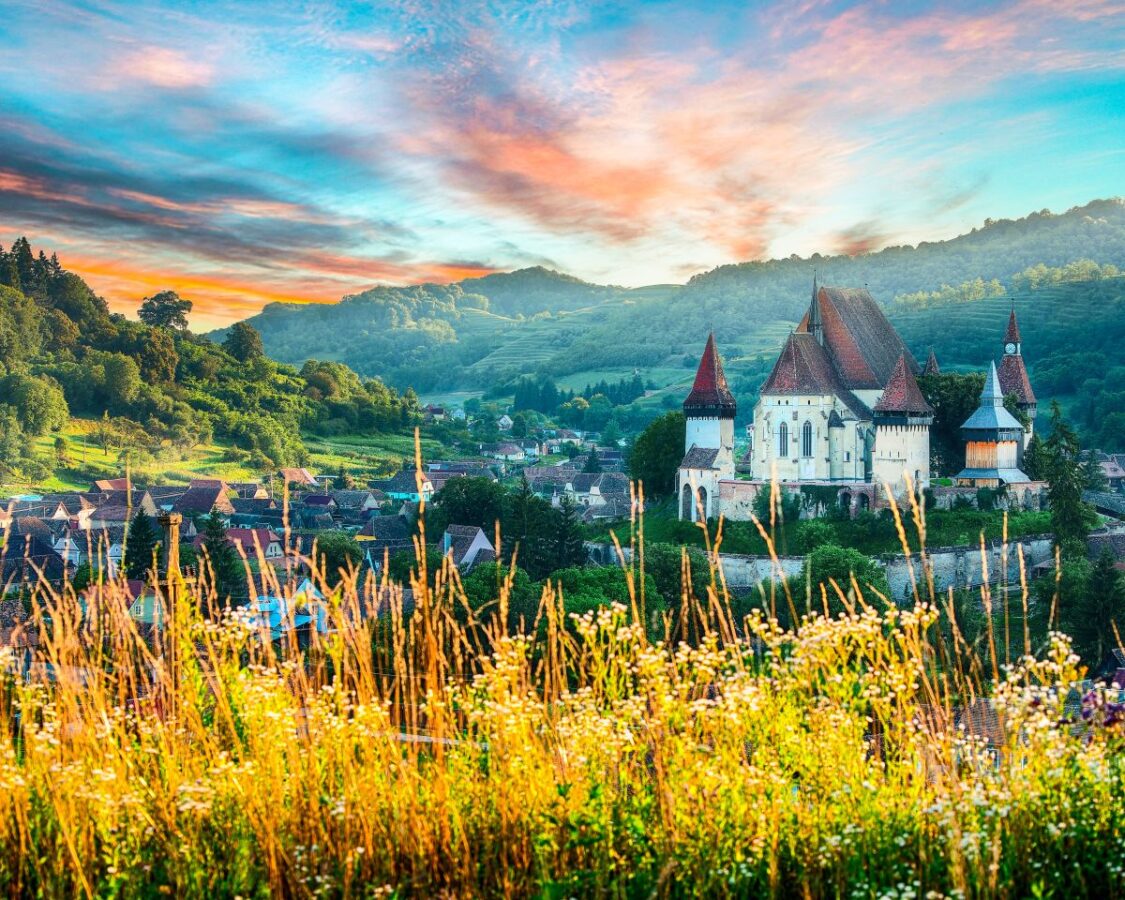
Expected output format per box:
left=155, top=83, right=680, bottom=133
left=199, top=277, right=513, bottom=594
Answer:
left=1004, top=308, right=1021, bottom=344
left=760, top=333, right=870, bottom=417
left=797, top=286, right=919, bottom=390
left=997, top=354, right=1036, bottom=405
left=875, top=355, right=933, bottom=415
left=684, top=333, right=736, bottom=414
left=922, top=348, right=940, bottom=376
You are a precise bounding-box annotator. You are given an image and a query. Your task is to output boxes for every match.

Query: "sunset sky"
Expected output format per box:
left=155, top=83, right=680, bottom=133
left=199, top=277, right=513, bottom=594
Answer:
left=1, top=0, right=1122, bottom=329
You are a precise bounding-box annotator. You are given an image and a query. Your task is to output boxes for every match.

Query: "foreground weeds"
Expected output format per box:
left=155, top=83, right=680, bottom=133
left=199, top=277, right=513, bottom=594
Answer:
left=0, top=492, right=1123, bottom=898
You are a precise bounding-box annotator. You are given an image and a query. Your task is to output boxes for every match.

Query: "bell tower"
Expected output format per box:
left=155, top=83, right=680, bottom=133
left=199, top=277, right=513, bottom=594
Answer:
left=683, top=333, right=736, bottom=477
left=997, top=306, right=1037, bottom=456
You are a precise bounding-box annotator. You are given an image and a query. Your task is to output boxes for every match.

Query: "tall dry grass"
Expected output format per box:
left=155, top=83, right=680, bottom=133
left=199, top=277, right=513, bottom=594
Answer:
left=0, top=481, right=1122, bottom=898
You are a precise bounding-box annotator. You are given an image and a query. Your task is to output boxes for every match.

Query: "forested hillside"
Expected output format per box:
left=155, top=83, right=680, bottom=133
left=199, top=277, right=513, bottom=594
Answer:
left=0, top=239, right=421, bottom=484
left=228, top=199, right=1125, bottom=392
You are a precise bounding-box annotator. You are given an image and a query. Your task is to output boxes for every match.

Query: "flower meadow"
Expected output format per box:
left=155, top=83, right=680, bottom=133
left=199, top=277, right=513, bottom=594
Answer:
left=0, top=500, right=1123, bottom=898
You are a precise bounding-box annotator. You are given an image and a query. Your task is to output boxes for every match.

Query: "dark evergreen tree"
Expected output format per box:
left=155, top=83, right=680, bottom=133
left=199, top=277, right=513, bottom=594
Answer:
left=582, top=450, right=602, bottom=474
left=1043, top=401, right=1097, bottom=558
left=553, top=493, right=587, bottom=570
left=125, top=511, right=161, bottom=581
left=1062, top=551, right=1125, bottom=670
left=200, top=510, right=242, bottom=607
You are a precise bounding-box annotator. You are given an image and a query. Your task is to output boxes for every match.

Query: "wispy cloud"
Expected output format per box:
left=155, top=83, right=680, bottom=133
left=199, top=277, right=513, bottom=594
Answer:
left=0, top=0, right=1121, bottom=324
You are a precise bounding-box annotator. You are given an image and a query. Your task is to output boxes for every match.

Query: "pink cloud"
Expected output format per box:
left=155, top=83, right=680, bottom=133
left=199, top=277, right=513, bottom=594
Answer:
left=108, top=45, right=214, bottom=90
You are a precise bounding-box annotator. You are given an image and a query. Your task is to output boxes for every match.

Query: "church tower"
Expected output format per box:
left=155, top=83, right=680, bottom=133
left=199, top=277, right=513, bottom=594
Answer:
left=683, top=332, right=736, bottom=475
left=955, top=362, right=1029, bottom=488
left=996, top=306, right=1037, bottom=458
left=872, top=354, right=933, bottom=499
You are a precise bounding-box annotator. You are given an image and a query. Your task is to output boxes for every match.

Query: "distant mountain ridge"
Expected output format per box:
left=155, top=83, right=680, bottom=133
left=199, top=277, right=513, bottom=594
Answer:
left=220, top=198, right=1125, bottom=392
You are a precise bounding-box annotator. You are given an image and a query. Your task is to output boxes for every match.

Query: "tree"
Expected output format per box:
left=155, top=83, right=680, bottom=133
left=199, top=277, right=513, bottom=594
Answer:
left=643, top=541, right=709, bottom=607
left=503, top=475, right=557, bottom=579
left=101, top=353, right=142, bottom=408
left=1, top=374, right=67, bottom=436
left=553, top=493, right=587, bottom=571
left=918, top=372, right=986, bottom=475
left=312, top=531, right=363, bottom=585
left=1042, top=401, right=1098, bottom=558
left=459, top=561, right=540, bottom=631
left=1060, top=552, right=1125, bottom=670
left=125, top=511, right=161, bottom=581
left=431, top=477, right=506, bottom=534
left=1023, top=433, right=1050, bottom=481
left=199, top=511, right=242, bottom=607
left=629, top=411, right=685, bottom=497
left=53, top=436, right=70, bottom=468
left=582, top=450, right=602, bottom=474
left=796, top=544, right=890, bottom=616
left=333, top=465, right=352, bottom=490
left=600, top=419, right=622, bottom=448
left=138, top=290, right=192, bottom=330
left=223, top=321, right=264, bottom=360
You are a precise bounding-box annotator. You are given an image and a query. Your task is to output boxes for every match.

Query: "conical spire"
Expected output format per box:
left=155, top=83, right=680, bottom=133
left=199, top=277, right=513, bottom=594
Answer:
left=1004, top=306, right=1021, bottom=344
left=982, top=361, right=1004, bottom=406
left=684, top=332, right=736, bottom=418
left=875, top=354, right=933, bottom=415
left=807, top=272, right=823, bottom=343
left=922, top=347, right=940, bottom=376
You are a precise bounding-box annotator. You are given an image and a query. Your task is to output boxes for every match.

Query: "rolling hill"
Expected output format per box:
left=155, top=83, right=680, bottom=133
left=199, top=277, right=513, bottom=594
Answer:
left=218, top=198, right=1125, bottom=402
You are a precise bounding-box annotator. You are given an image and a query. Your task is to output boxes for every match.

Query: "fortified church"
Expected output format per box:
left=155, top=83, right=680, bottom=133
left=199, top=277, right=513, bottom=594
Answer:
left=677, top=281, right=1041, bottom=522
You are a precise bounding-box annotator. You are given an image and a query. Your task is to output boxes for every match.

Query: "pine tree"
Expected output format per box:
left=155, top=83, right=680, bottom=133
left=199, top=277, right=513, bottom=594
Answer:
left=1062, top=551, right=1125, bottom=669
left=125, top=511, right=161, bottom=581
left=1043, top=401, right=1096, bottom=559
left=200, top=509, right=242, bottom=607
left=554, top=493, right=587, bottom=570
left=583, top=450, right=602, bottom=473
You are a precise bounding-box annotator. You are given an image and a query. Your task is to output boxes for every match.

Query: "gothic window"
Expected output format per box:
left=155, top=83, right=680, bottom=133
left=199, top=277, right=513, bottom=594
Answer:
left=681, top=484, right=692, bottom=520
left=697, top=486, right=708, bottom=520
left=801, top=421, right=814, bottom=458
left=778, top=422, right=788, bottom=457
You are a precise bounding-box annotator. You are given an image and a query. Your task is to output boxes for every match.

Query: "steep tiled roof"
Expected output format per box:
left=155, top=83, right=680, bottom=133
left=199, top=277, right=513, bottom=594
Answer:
left=1004, top=308, right=1021, bottom=344
left=997, top=354, right=1036, bottom=405
left=761, top=333, right=870, bottom=418
left=961, top=362, right=1024, bottom=434
left=874, top=355, right=933, bottom=416
left=797, top=286, right=919, bottom=390
left=684, top=333, right=736, bottom=415
left=922, top=348, right=940, bottom=376
left=173, top=484, right=234, bottom=515
left=680, top=447, right=720, bottom=469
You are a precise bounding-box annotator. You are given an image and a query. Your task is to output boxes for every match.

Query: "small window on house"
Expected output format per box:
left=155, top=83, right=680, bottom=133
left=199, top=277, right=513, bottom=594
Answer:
left=845, top=451, right=851, bottom=462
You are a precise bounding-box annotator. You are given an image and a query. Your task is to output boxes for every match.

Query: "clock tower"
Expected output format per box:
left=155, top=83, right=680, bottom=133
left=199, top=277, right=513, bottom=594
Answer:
left=996, top=306, right=1037, bottom=459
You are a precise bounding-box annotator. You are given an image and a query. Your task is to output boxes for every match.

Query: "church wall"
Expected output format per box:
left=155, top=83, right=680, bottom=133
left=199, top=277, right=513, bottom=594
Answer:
left=685, top=415, right=734, bottom=477
left=752, top=394, right=868, bottom=482
left=872, top=423, right=930, bottom=497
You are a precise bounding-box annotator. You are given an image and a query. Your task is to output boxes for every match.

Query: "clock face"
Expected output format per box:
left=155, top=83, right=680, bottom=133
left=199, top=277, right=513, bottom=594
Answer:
left=1005, top=342, right=1017, bottom=354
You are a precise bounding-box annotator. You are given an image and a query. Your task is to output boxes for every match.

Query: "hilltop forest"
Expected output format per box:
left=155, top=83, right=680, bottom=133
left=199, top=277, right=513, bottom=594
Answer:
left=226, top=199, right=1125, bottom=394
left=0, top=239, right=421, bottom=484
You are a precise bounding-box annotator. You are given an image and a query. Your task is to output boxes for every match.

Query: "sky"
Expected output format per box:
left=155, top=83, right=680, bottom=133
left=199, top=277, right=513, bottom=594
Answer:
left=1, top=0, right=1122, bottom=329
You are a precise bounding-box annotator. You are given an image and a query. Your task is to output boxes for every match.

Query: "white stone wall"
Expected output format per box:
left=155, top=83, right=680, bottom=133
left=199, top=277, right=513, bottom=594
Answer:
left=752, top=394, right=868, bottom=482
left=872, top=422, right=930, bottom=499
left=685, top=415, right=735, bottom=477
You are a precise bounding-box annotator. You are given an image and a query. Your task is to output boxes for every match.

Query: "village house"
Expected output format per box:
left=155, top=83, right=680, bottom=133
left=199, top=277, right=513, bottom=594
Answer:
left=373, top=469, right=434, bottom=503
left=481, top=442, right=525, bottom=462
left=278, top=467, right=318, bottom=489
left=497, top=414, right=514, bottom=431
left=441, top=525, right=496, bottom=571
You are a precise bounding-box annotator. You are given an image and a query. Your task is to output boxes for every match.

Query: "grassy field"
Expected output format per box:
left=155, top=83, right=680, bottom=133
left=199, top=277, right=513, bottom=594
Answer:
left=0, top=517, right=1122, bottom=896
left=5, top=419, right=452, bottom=494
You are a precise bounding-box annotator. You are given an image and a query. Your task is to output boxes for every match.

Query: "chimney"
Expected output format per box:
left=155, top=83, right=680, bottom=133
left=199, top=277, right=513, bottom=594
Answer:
left=158, top=512, right=182, bottom=577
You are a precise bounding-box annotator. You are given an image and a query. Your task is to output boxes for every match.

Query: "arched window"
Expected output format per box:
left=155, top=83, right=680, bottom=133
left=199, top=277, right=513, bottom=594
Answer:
left=801, top=421, right=814, bottom=458
left=697, top=486, right=708, bottom=520
left=681, top=484, right=692, bottom=520
left=778, top=422, right=788, bottom=457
